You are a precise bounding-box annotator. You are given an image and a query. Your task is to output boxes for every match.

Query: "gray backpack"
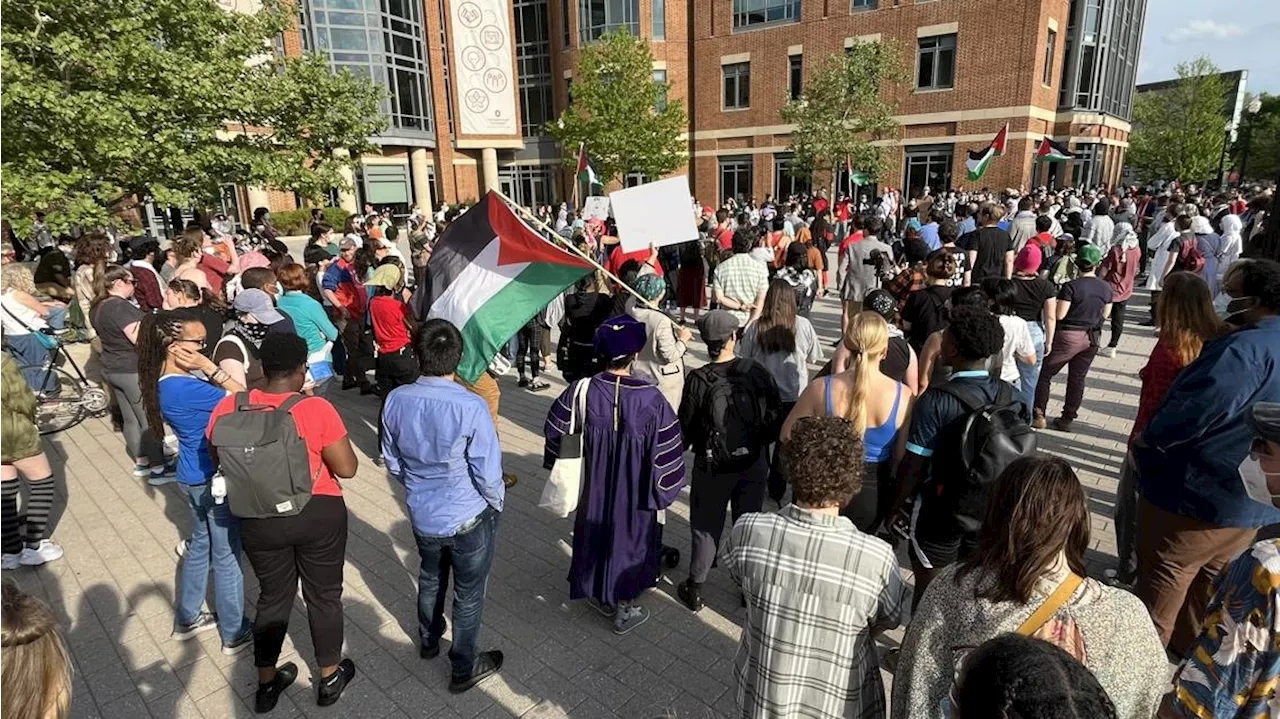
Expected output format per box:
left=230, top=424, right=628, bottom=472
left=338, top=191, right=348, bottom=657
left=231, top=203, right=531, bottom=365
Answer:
left=209, top=393, right=316, bottom=519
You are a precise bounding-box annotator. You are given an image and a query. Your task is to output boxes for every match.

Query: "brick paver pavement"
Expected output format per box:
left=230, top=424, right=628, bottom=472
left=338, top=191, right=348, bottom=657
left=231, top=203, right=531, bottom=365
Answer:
left=7, top=275, right=1155, bottom=719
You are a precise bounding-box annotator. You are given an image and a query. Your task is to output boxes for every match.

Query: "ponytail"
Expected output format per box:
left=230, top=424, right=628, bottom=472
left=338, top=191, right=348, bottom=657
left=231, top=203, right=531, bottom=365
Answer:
left=840, top=312, right=890, bottom=435
left=90, top=264, right=132, bottom=309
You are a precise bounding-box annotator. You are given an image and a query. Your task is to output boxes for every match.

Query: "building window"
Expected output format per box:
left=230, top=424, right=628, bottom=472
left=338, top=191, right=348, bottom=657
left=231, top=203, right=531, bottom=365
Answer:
left=565, top=76, right=573, bottom=106
left=720, top=156, right=753, bottom=203
left=851, top=0, right=876, bottom=9
left=499, top=165, right=559, bottom=208
left=732, top=0, right=801, bottom=30
left=1043, top=28, right=1056, bottom=85
left=653, top=68, right=668, bottom=111
left=903, top=144, right=952, bottom=198
left=299, top=0, right=433, bottom=133
left=579, top=0, right=638, bottom=43
left=651, top=0, right=665, bottom=39
left=624, top=171, right=649, bottom=187
left=1070, top=144, right=1097, bottom=188
left=723, top=62, right=750, bottom=109
left=788, top=54, right=802, bottom=101
left=773, top=154, right=810, bottom=198
left=514, top=0, right=553, bottom=137
left=562, top=0, right=571, bottom=47
left=915, top=34, right=956, bottom=90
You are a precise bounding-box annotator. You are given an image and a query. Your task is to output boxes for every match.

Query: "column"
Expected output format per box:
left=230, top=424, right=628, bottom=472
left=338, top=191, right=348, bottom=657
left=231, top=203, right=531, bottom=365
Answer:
left=334, top=148, right=359, bottom=214
left=410, top=147, right=433, bottom=214
left=246, top=186, right=271, bottom=213
left=481, top=148, right=500, bottom=196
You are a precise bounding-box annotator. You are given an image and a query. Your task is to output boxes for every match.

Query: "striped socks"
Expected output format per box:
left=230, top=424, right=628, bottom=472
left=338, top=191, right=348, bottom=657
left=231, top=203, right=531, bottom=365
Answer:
left=24, top=477, right=54, bottom=548
left=1, top=482, right=20, bottom=555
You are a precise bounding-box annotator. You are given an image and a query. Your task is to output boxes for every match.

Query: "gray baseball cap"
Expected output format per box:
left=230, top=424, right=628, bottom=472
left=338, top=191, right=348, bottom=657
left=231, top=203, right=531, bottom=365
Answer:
left=696, top=310, right=740, bottom=344
left=232, top=288, right=285, bottom=325
left=1248, top=402, right=1280, bottom=446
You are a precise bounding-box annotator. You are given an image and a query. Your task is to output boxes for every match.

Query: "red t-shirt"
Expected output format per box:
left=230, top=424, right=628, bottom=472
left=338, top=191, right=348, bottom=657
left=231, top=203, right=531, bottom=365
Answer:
left=813, top=197, right=830, bottom=216
left=1132, top=338, right=1186, bottom=444
left=606, top=246, right=663, bottom=277
left=836, top=200, right=851, bottom=222
left=369, top=295, right=413, bottom=353
left=206, top=390, right=348, bottom=497
left=715, top=227, right=735, bottom=251
left=199, top=253, right=230, bottom=296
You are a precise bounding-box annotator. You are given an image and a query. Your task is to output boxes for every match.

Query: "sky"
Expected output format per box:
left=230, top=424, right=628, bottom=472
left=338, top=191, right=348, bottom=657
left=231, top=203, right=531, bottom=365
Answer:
left=1137, top=1, right=1280, bottom=96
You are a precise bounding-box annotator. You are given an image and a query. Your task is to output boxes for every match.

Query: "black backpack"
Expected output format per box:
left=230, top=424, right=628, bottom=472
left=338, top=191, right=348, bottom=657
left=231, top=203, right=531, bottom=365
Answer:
left=209, top=393, right=318, bottom=519
left=702, top=367, right=768, bottom=471
left=930, top=381, right=1036, bottom=533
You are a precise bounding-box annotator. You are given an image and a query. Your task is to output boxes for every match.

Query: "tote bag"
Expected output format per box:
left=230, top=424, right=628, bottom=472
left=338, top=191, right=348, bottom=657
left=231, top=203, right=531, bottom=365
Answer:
left=538, top=378, right=591, bottom=518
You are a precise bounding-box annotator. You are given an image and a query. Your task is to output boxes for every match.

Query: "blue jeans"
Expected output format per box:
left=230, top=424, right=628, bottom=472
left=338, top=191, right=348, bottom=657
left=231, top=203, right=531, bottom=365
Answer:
left=414, top=506, right=500, bottom=679
left=177, top=482, right=247, bottom=643
left=1017, top=321, right=1046, bottom=416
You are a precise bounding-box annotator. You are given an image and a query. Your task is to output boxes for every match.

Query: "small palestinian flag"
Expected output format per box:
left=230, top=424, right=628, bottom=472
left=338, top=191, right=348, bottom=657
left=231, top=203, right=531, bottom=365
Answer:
left=425, top=192, right=593, bottom=382
left=1036, top=137, right=1074, bottom=162
left=576, top=143, right=601, bottom=190
left=964, top=124, right=1008, bottom=181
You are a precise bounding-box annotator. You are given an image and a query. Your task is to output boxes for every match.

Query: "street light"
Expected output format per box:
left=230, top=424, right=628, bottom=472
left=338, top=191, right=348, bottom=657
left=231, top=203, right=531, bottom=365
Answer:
left=1238, top=97, right=1264, bottom=185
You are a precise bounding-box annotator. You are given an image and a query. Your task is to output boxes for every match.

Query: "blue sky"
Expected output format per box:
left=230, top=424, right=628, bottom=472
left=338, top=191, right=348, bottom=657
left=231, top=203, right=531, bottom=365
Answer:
left=1137, top=2, right=1280, bottom=95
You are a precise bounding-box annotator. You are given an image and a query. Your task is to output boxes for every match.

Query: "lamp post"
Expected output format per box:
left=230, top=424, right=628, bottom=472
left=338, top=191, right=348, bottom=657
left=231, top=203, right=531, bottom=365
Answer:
left=1238, top=96, right=1264, bottom=185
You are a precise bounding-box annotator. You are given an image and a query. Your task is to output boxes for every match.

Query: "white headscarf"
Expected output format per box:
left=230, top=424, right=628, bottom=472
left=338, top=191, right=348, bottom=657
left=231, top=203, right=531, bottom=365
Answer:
left=1111, top=222, right=1139, bottom=251
left=1218, top=214, right=1243, bottom=276
left=1190, top=215, right=1214, bottom=236
left=782, top=221, right=796, bottom=240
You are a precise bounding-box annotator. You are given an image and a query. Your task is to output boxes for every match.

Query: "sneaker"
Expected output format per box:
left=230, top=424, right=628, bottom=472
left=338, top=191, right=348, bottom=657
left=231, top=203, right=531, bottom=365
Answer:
left=359, top=384, right=376, bottom=396
left=222, top=628, right=254, bottom=656
left=1099, top=346, right=1117, bottom=358
left=174, top=539, right=188, bottom=559
left=586, top=598, right=615, bottom=618
left=528, top=379, right=551, bottom=392
left=613, top=605, right=649, bottom=635
left=420, top=641, right=441, bottom=659
left=373, top=455, right=385, bottom=468
left=676, top=580, right=703, bottom=613
left=1049, top=417, right=1075, bottom=433
left=1, top=553, right=19, bottom=571
left=255, top=662, right=298, bottom=714
left=517, top=377, right=530, bottom=388
left=1031, top=412, right=1047, bottom=430
left=172, top=611, right=219, bottom=640
left=316, top=658, right=356, bottom=707
left=147, top=464, right=177, bottom=486
left=448, top=651, right=503, bottom=694
left=133, top=462, right=152, bottom=478
left=18, top=540, right=64, bottom=566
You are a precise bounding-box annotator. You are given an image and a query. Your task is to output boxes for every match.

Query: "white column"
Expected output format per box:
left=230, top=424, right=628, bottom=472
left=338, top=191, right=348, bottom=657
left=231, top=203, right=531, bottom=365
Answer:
left=481, top=148, right=500, bottom=196
left=410, top=147, right=433, bottom=214
left=334, top=148, right=359, bottom=214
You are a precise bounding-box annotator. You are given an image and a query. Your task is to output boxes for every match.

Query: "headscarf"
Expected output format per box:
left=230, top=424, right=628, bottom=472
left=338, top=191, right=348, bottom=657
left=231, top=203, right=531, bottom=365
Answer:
left=1219, top=214, right=1243, bottom=273
left=1014, top=244, right=1043, bottom=275
left=1110, top=222, right=1139, bottom=251
left=632, top=273, right=665, bottom=303
left=1190, top=215, right=1214, bottom=236
left=782, top=221, right=796, bottom=240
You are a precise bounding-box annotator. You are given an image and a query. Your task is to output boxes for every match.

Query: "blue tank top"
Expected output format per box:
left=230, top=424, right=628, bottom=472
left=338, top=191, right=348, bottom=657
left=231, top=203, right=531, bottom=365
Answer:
left=825, top=377, right=903, bottom=463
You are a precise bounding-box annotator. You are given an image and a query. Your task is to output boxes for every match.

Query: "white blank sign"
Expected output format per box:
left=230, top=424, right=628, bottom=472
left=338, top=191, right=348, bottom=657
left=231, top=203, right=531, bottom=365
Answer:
left=582, top=196, right=611, bottom=220
left=612, top=176, right=700, bottom=253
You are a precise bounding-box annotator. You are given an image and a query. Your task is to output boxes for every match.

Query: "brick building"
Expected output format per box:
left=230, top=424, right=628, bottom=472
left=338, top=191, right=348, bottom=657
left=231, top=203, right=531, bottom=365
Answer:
left=243, top=0, right=1145, bottom=222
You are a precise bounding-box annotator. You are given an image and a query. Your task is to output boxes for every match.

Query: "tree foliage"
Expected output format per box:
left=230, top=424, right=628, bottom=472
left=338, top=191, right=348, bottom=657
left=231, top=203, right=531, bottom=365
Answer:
left=1127, top=56, right=1229, bottom=184
left=1231, top=93, right=1280, bottom=183
left=781, top=41, right=907, bottom=195
left=1, top=0, right=387, bottom=232
left=545, top=30, right=687, bottom=186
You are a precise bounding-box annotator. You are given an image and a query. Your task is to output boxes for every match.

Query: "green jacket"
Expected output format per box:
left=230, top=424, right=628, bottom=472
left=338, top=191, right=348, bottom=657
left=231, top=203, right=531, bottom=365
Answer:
left=2, top=352, right=41, bottom=462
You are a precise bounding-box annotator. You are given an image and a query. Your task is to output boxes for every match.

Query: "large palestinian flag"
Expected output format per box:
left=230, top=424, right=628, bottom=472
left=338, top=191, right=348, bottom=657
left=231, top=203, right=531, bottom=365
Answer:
left=1036, top=137, right=1074, bottom=162
left=965, top=124, right=1008, bottom=181
left=426, top=192, right=593, bottom=382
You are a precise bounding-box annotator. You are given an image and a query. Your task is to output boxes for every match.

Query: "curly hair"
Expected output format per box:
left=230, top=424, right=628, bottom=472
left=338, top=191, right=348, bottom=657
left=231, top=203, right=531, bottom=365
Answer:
left=945, top=306, right=1004, bottom=362
left=783, top=416, right=863, bottom=508
left=171, top=228, right=205, bottom=262
left=954, top=634, right=1118, bottom=719
left=1239, top=258, right=1280, bottom=312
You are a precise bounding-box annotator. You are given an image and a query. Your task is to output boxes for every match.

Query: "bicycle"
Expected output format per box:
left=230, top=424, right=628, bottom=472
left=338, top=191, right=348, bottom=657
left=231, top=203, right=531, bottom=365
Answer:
left=14, top=332, right=108, bottom=435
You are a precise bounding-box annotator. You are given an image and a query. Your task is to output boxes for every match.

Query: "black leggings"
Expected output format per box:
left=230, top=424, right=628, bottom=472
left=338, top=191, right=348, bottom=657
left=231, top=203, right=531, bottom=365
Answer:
left=516, top=324, right=542, bottom=380
left=840, top=460, right=896, bottom=533
left=241, top=496, right=348, bottom=669
left=1108, top=300, right=1128, bottom=348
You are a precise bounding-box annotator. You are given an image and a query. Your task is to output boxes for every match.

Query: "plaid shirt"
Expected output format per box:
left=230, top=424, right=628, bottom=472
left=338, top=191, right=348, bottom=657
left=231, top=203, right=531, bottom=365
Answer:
left=883, top=263, right=926, bottom=306
left=712, top=253, right=771, bottom=325
left=725, top=505, right=907, bottom=719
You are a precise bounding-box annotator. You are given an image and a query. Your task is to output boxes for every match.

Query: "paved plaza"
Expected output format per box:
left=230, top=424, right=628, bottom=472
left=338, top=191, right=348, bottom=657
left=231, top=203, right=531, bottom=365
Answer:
left=8, top=277, right=1152, bottom=719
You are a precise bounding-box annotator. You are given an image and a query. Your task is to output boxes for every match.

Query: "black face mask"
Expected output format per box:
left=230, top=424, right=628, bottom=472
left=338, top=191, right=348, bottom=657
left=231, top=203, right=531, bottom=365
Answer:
left=1224, top=296, right=1259, bottom=326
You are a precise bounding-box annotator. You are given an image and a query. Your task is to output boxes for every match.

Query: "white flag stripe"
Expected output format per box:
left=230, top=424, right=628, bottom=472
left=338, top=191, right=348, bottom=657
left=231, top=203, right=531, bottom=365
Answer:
left=426, top=237, right=529, bottom=329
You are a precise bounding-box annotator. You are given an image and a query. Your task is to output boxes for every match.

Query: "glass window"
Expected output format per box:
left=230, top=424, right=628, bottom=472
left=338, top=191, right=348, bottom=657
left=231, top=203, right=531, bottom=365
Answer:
left=651, top=0, right=664, bottom=39
left=653, top=68, right=668, bottom=111
left=562, top=0, right=571, bottom=46
left=773, top=154, right=810, bottom=198
left=789, top=54, right=802, bottom=101
left=723, top=62, right=750, bottom=109
left=732, top=0, right=800, bottom=30
left=514, top=0, right=553, bottom=137
left=903, top=144, right=953, bottom=198
left=624, top=171, right=648, bottom=187
left=579, top=0, right=638, bottom=42
left=1043, top=28, right=1056, bottom=85
left=851, top=0, right=876, bottom=9
left=1075, top=43, right=1096, bottom=107
left=915, top=34, right=956, bottom=90
left=719, top=156, right=753, bottom=203
left=498, top=165, right=559, bottom=208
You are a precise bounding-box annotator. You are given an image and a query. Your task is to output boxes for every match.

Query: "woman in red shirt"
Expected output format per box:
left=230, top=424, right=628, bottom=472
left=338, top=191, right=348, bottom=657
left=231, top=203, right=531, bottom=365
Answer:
left=1112, top=271, right=1224, bottom=586
left=366, top=262, right=419, bottom=464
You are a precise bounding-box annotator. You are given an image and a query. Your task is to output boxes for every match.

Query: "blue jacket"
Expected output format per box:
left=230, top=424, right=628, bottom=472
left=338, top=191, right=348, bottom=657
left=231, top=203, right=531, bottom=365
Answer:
left=1136, top=316, right=1280, bottom=528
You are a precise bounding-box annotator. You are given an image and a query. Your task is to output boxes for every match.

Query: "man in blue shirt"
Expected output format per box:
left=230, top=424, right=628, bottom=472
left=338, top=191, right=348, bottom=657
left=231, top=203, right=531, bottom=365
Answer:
left=1135, top=259, right=1280, bottom=657
left=381, top=319, right=505, bottom=693
left=918, top=208, right=943, bottom=252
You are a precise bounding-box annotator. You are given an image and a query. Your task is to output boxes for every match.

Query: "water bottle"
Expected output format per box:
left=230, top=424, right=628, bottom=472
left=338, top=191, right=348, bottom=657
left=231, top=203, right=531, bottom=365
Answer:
left=211, top=472, right=227, bottom=505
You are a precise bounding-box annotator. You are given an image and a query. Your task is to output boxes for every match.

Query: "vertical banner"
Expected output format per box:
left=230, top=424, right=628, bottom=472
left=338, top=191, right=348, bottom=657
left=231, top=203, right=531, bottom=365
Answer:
left=450, top=0, right=519, bottom=136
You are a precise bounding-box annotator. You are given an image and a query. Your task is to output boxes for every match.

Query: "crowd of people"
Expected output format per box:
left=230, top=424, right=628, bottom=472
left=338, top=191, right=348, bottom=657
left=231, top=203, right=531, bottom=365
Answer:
left=1, top=178, right=1278, bottom=719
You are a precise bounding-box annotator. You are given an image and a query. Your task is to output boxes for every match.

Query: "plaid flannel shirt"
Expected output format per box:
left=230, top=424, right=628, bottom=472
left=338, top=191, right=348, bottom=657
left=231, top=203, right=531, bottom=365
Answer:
left=725, top=505, right=907, bottom=719
left=884, top=263, right=927, bottom=306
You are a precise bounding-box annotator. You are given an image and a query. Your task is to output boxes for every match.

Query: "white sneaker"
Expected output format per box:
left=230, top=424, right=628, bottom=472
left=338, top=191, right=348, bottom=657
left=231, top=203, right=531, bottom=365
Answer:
left=1099, top=346, right=1116, bottom=358
left=175, top=540, right=187, bottom=558
left=18, top=540, right=64, bottom=566
left=1, top=553, right=19, bottom=571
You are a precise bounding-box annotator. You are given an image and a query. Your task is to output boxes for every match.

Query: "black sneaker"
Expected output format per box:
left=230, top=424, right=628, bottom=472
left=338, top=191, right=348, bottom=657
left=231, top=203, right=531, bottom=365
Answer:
left=676, top=580, right=703, bottom=613
left=222, top=628, right=254, bottom=656
left=449, top=651, right=503, bottom=694
left=341, top=378, right=358, bottom=391
left=359, top=384, right=376, bottom=396
left=373, top=455, right=385, bottom=468
left=255, top=662, right=297, bottom=714
left=517, top=377, right=530, bottom=388
left=420, top=641, right=441, bottom=659
left=172, top=611, right=218, bottom=640
left=316, top=658, right=356, bottom=707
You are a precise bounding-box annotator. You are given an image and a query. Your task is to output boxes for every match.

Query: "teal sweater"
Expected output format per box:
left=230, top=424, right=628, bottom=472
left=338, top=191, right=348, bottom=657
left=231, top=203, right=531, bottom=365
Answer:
left=277, top=291, right=339, bottom=360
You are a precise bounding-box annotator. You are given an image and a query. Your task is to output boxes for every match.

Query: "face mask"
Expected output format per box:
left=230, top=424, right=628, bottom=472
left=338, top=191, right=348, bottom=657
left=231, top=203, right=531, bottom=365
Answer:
left=1224, top=296, right=1259, bottom=325
left=275, top=282, right=284, bottom=297
left=1240, top=455, right=1280, bottom=506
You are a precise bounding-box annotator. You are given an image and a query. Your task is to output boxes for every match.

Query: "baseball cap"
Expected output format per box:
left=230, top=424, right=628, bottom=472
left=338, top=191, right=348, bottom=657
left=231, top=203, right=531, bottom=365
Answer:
left=232, top=288, right=285, bottom=324
left=862, top=290, right=898, bottom=321
left=1076, top=243, right=1103, bottom=267
left=696, top=310, right=740, bottom=345
left=1248, top=402, right=1280, bottom=446
left=365, top=264, right=402, bottom=288
left=338, top=237, right=358, bottom=251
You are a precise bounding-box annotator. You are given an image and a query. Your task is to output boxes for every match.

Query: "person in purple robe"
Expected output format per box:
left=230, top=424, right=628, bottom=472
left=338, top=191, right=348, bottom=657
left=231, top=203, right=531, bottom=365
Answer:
left=543, top=314, right=688, bottom=634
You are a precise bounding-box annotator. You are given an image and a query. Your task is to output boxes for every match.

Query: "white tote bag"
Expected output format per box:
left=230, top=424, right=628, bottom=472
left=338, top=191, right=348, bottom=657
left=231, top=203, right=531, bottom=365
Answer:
left=538, top=379, right=591, bottom=518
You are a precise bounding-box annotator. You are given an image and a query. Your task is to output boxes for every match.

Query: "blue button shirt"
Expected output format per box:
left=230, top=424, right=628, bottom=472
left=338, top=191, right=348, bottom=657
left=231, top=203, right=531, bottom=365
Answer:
left=919, top=222, right=941, bottom=251
left=381, top=376, right=505, bottom=536
left=1138, top=316, right=1280, bottom=528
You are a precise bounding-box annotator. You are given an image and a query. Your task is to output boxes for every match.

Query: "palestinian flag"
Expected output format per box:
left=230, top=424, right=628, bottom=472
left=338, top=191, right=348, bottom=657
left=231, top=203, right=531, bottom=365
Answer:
left=576, top=143, right=601, bottom=190
left=964, top=124, right=1008, bottom=181
left=1036, top=137, right=1074, bottom=162
left=425, top=192, right=593, bottom=382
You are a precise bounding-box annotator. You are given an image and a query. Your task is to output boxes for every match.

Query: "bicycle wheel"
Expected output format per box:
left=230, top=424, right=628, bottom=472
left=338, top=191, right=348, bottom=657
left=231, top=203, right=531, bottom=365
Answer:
left=17, top=364, right=87, bottom=435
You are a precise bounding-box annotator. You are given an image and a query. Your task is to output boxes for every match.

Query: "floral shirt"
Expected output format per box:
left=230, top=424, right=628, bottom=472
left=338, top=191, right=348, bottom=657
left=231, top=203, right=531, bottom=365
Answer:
left=1170, top=539, right=1280, bottom=719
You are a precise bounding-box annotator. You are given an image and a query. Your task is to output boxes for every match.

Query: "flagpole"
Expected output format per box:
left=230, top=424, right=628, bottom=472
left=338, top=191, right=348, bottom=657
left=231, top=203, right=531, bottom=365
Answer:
left=489, top=188, right=659, bottom=311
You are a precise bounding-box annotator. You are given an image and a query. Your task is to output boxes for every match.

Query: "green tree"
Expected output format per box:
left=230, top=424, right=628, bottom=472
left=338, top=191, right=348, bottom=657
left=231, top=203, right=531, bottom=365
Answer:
left=1, top=0, right=386, bottom=233
left=1231, top=93, right=1280, bottom=182
left=545, top=30, right=687, bottom=187
left=781, top=41, right=907, bottom=196
left=1127, top=56, right=1229, bottom=184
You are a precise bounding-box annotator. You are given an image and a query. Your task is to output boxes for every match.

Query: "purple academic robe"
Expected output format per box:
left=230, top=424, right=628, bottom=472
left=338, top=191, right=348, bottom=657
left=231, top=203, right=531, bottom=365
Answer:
left=544, top=372, right=687, bottom=605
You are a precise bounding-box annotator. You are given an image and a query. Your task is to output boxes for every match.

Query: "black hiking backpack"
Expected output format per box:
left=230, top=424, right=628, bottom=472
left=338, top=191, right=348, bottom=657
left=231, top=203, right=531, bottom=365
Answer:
left=703, top=368, right=768, bottom=472
left=209, top=393, right=318, bottom=519
left=931, top=382, right=1036, bottom=533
